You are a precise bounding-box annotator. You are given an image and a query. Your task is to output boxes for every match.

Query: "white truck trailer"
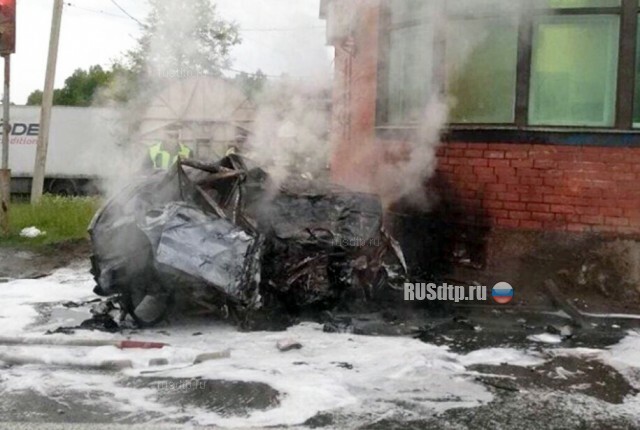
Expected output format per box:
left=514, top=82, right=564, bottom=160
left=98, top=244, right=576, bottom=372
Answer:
left=1, top=106, right=123, bottom=195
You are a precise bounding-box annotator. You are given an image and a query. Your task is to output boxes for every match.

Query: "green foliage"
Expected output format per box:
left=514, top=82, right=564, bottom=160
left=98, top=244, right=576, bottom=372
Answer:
left=127, top=0, right=241, bottom=80
left=56, top=65, right=112, bottom=106
left=1, top=195, right=100, bottom=247
left=26, top=64, right=136, bottom=106
left=26, top=89, right=43, bottom=105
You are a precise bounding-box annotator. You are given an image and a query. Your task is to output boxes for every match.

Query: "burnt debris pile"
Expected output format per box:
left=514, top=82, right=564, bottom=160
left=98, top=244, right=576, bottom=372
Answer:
left=89, top=155, right=407, bottom=327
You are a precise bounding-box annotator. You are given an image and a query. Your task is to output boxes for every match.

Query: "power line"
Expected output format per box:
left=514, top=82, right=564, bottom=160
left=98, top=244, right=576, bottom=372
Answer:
left=67, top=2, right=324, bottom=34
left=65, top=2, right=132, bottom=20
left=109, top=0, right=147, bottom=28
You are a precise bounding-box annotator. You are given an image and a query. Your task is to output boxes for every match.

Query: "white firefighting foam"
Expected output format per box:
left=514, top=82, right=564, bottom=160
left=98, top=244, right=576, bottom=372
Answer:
left=2, top=266, right=640, bottom=427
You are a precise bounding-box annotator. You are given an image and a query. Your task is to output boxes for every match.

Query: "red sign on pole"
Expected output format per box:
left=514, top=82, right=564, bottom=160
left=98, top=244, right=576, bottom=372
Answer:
left=0, top=0, right=16, bottom=55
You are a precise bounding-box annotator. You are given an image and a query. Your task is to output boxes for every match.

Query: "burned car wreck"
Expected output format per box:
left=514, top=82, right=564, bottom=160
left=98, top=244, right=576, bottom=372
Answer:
left=89, top=155, right=407, bottom=328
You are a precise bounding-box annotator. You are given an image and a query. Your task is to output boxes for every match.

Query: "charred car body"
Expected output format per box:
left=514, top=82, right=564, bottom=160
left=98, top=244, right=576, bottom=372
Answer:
left=89, top=155, right=406, bottom=327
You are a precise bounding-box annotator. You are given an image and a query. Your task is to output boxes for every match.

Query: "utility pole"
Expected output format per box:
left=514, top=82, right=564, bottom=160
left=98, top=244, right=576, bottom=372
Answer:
left=0, top=0, right=16, bottom=235
left=31, top=0, right=63, bottom=204
left=0, top=54, right=10, bottom=235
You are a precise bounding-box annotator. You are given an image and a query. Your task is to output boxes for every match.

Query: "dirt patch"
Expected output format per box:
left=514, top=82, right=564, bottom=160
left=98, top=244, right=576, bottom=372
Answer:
left=0, top=239, right=90, bottom=279
left=385, top=209, right=640, bottom=314
left=472, top=356, right=638, bottom=404
left=559, top=239, right=640, bottom=304
left=446, top=229, right=640, bottom=314
left=126, top=377, right=281, bottom=415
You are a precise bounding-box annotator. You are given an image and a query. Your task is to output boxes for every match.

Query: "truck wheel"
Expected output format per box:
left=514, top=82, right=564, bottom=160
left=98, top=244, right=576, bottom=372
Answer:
left=49, top=180, right=78, bottom=196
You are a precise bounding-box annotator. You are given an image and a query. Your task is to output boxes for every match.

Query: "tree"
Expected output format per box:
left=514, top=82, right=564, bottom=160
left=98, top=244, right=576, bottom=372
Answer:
left=26, top=90, right=43, bottom=105
left=26, top=64, right=133, bottom=106
left=126, top=0, right=240, bottom=80
left=57, top=65, right=111, bottom=106
left=234, top=70, right=267, bottom=100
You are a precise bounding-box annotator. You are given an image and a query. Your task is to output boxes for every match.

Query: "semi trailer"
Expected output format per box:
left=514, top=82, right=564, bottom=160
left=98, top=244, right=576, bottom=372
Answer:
left=1, top=106, right=121, bottom=196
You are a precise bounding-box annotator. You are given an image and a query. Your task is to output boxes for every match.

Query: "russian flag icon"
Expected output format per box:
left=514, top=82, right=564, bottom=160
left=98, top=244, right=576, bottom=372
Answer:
left=492, top=282, right=513, bottom=304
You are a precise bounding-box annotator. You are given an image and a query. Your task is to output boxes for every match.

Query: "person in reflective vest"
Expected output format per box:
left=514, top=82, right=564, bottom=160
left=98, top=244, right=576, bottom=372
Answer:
left=147, top=125, right=193, bottom=170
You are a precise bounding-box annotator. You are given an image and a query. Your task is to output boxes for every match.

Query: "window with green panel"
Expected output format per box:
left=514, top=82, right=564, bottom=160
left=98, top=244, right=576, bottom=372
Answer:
left=529, top=15, right=620, bottom=127
left=446, top=0, right=526, bottom=14
left=546, top=0, right=620, bottom=7
left=447, top=19, right=519, bottom=124
left=382, top=0, right=627, bottom=128
left=387, top=23, right=433, bottom=124
left=386, top=0, right=434, bottom=125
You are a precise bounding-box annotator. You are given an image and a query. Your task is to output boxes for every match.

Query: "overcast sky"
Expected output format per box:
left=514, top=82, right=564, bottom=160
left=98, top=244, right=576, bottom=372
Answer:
left=7, top=0, right=332, bottom=104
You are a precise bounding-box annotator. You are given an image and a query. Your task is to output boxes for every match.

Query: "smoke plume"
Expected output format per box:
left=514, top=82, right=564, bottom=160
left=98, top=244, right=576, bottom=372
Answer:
left=244, top=78, right=331, bottom=186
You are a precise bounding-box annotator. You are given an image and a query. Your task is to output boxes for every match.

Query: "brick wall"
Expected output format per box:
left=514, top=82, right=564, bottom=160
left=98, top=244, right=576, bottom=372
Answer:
left=435, top=142, right=640, bottom=234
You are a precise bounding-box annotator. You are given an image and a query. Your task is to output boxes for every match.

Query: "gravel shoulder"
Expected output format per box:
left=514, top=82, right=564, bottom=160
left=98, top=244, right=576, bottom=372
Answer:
left=0, top=240, right=90, bottom=280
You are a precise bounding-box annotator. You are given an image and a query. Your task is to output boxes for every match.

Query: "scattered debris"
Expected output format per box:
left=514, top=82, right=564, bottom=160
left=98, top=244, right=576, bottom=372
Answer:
left=322, top=314, right=358, bottom=334
left=528, top=333, right=563, bottom=344
left=545, top=278, right=640, bottom=330
left=78, top=314, right=120, bottom=333
left=100, top=359, right=133, bottom=370
left=117, top=340, right=168, bottom=349
left=546, top=324, right=574, bottom=339
left=149, top=358, right=169, bottom=366
left=19, top=226, right=46, bottom=238
left=45, top=327, right=76, bottom=335
left=332, top=361, right=353, bottom=370
left=453, top=316, right=478, bottom=331
left=276, top=339, right=302, bottom=352
left=48, top=298, right=125, bottom=334
left=0, top=336, right=168, bottom=349
left=544, top=279, right=588, bottom=328
left=62, top=298, right=101, bottom=308
left=474, top=376, right=520, bottom=393
left=553, top=366, right=578, bottom=380
left=0, top=352, right=133, bottom=370
left=89, top=155, right=407, bottom=328
left=193, top=349, right=232, bottom=364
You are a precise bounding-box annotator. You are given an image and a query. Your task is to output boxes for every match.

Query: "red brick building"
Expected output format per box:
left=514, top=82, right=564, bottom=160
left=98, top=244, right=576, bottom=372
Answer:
left=321, top=0, right=640, bottom=236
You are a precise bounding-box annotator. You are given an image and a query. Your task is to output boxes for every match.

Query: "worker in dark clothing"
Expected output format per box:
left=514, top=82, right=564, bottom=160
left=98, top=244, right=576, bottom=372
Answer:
left=145, top=124, right=193, bottom=170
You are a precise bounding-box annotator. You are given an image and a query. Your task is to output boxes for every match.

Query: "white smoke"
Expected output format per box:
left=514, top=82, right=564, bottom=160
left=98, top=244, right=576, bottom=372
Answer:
left=95, top=0, right=531, bottom=209
left=92, top=0, right=333, bottom=197
left=374, top=96, right=448, bottom=211
left=244, top=79, right=331, bottom=186
left=91, top=0, right=238, bottom=197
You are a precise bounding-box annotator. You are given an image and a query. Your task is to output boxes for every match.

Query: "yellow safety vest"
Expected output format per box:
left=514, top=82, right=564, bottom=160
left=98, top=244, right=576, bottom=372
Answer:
left=149, top=143, right=192, bottom=170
